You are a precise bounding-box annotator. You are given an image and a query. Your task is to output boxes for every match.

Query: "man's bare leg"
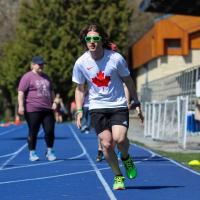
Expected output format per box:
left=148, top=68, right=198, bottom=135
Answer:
left=98, top=129, right=122, bottom=175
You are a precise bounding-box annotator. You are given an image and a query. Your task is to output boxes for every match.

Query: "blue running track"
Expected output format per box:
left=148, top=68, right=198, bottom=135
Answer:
left=0, top=123, right=199, bottom=200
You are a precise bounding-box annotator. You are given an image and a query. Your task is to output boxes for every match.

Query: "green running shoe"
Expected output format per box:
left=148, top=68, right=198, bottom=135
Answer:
left=122, top=156, right=137, bottom=179
left=113, top=176, right=125, bottom=190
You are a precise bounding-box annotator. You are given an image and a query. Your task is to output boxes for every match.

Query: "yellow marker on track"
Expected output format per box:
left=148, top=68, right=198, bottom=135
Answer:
left=188, top=160, right=200, bottom=166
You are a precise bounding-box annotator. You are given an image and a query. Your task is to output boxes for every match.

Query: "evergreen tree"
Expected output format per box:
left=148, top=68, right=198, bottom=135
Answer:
left=0, top=0, right=133, bottom=118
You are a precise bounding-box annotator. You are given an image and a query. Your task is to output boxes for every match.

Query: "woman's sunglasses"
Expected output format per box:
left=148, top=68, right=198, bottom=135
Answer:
left=85, top=35, right=102, bottom=43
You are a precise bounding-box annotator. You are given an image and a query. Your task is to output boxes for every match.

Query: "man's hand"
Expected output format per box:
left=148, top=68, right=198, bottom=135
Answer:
left=76, top=112, right=83, bottom=129
left=127, top=101, right=132, bottom=110
left=135, top=106, right=144, bottom=124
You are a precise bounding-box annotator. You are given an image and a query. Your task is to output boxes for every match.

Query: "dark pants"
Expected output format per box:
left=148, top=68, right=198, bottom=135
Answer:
left=25, top=110, right=55, bottom=150
left=81, top=106, right=91, bottom=132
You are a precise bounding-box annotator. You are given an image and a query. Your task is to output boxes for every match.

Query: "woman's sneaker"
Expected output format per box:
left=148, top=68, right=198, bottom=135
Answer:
left=46, top=149, right=56, bottom=161
left=113, top=176, right=125, bottom=190
left=29, top=151, right=39, bottom=161
left=122, top=155, right=137, bottom=179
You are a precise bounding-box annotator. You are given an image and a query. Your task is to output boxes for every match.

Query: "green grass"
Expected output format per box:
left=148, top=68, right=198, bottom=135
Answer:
left=132, top=141, right=200, bottom=172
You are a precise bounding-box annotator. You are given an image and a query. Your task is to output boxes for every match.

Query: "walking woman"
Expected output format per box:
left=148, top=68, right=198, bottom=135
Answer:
left=18, top=56, right=56, bottom=161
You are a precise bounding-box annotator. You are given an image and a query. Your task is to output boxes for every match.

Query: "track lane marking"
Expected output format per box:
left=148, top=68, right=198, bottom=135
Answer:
left=0, top=152, right=17, bottom=158
left=69, top=124, right=117, bottom=200
left=0, top=125, right=26, bottom=136
left=0, top=130, right=42, bottom=170
left=1, top=151, right=86, bottom=171
left=0, top=166, right=111, bottom=185
left=133, top=144, right=200, bottom=176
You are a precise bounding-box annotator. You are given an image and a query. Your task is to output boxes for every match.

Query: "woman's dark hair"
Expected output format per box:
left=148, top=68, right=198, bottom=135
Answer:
left=79, top=24, right=112, bottom=50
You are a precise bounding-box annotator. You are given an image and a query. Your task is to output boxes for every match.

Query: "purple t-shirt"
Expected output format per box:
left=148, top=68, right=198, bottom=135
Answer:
left=18, top=71, right=53, bottom=112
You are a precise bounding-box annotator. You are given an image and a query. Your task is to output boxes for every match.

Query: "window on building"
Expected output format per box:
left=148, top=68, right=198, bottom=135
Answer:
left=165, top=39, right=181, bottom=49
left=164, top=39, right=182, bottom=55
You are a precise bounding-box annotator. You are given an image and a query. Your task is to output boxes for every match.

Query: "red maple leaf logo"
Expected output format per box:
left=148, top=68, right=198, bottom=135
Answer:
left=92, top=71, right=111, bottom=87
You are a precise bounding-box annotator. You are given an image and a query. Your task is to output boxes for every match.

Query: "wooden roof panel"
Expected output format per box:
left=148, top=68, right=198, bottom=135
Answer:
left=169, top=15, right=200, bottom=33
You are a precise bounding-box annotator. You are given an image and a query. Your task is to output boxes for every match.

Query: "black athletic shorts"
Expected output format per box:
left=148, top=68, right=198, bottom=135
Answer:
left=90, top=107, right=129, bottom=135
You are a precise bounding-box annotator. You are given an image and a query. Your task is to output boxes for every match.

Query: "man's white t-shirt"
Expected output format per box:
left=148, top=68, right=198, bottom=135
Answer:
left=72, top=49, right=130, bottom=110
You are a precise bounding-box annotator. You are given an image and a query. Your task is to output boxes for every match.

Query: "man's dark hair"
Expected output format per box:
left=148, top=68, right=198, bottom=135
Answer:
left=79, top=24, right=112, bottom=50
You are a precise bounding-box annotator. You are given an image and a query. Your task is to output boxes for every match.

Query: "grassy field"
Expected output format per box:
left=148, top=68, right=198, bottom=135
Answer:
left=133, top=141, right=200, bottom=172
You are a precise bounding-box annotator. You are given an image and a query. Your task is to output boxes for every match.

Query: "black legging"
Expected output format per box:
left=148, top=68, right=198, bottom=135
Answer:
left=25, top=110, right=55, bottom=150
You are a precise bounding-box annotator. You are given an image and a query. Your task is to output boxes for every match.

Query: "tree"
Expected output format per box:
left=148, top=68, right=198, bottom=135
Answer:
left=0, top=0, right=133, bottom=118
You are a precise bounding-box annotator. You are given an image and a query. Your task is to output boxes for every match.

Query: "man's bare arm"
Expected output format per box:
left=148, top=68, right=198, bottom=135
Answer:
left=122, top=75, right=144, bottom=123
left=75, top=84, right=85, bottom=128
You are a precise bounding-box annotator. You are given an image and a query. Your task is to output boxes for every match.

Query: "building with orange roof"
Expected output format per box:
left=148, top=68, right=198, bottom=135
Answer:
left=131, top=15, right=200, bottom=97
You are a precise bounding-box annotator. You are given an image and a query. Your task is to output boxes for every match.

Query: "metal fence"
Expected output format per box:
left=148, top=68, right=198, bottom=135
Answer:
left=141, top=65, right=200, bottom=110
left=142, top=65, right=200, bottom=149
left=144, top=96, right=188, bottom=149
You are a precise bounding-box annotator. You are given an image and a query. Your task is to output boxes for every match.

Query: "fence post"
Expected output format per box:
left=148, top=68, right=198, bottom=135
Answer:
left=162, top=100, right=167, bottom=138
left=177, top=96, right=181, bottom=139
left=148, top=103, right=152, bottom=137
left=144, top=102, right=148, bottom=137
left=157, top=103, right=162, bottom=139
left=183, top=96, right=189, bottom=149
left=152, top=102, right=156, bottom=139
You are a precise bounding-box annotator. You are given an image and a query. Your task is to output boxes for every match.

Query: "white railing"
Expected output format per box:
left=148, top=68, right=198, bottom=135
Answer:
left=144, top=96, right=189, bottom=149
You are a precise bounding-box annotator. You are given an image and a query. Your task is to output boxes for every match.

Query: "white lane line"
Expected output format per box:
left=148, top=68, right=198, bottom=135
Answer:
left=67, top=151, right=85, bottom=160
left=0, top=166, right=111, bottom=185
left=1, top=152, right=86, bottom=171
left=133, top=143, right=200, bottom=176
left=0, top=135, right=157, bottom=185
left=0, top=130, right=43, bottom=170
left=1, top=150, right=154, bottom=171
left=0, top=124, right=86, bottom=171
left=0, top=152, right=17, bottom=158
left=1, top=160, right=63, bottom=171
left=166, top=158, right=200, bottom=176
left=69, top=125, right=117, bottom=200
left=0, top=125, right=25, bottom=136
left=0, top=143, right=27, bottom=170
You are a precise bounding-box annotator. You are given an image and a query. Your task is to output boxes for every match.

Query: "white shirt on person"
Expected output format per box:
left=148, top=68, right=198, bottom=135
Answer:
left=72, top=49, right=130, bottom=110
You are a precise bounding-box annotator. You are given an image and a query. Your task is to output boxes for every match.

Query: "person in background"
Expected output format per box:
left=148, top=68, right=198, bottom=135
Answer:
left=110, top=42, right=118, bottom=51
left=70, top=100, right=76, bottom=121
left=54, top=93, right=67, bottom=123
left=96, top=138, right=104, bottom=162
left=18, top=56, right=56, bottom=162
left=72, top=24, right=143, bottom=190
left=80, top=90, right=91, bottom=134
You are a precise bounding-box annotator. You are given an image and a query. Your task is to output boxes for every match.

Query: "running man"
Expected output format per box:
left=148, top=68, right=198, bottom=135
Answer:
left=72, top=24, right=143, bottom=190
